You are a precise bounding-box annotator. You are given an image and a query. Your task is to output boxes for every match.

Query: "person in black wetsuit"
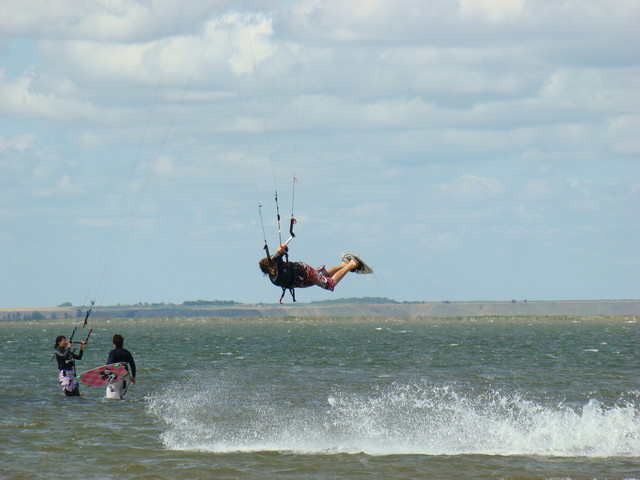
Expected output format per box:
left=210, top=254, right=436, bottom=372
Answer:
left=258, top=243, right=360, bottom=302
left=54, top=335, right=85, bottom=396
left=107, top=334, right=136, bottom=385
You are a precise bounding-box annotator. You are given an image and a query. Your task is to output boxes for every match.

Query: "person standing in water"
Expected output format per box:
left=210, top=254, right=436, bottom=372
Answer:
left=54, top=335, right=86, bottom=396
left=106, top=334, right=136, bottom=399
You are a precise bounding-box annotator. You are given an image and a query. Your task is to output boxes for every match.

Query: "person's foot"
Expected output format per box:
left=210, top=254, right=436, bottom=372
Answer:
left=342, top=254, right=361, bottom=272
left=342, top=253, right=374, bottom=274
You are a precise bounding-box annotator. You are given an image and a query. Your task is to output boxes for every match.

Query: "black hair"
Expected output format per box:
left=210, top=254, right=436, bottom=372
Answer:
left=112, top=334, right=124, bottom=348
left=55, top=335, right=66, bottom=348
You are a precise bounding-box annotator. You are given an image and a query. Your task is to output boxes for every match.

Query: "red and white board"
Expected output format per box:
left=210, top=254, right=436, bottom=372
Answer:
left=76, top=363, right=129, bottom=387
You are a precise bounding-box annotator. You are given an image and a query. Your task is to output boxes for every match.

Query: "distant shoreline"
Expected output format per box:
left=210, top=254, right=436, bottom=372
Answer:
left=1, top=299, right=638, bottom=321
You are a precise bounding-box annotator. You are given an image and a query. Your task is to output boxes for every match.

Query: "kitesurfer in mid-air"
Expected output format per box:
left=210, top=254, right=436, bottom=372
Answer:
left=54, top=335, right=86, bottom=396
left=259, top=244, right=370, bottom=302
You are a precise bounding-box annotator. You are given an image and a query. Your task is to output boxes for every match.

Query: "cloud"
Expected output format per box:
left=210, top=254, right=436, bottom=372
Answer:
left=153, top=154, right=175, bottom=176
left=458, top=0, right=526, bottom=23
left=519, top=179, right=552, bottom=202
left=76, top=218, right=113, bottom=228
left=341, top=201, right=389, bottom=220
left=34, top=174, right=75, bottom=197
left=0, top=70, right=100, bottom=122
left=0, top=0, right=221, bottom=42
left=437, top=175, right=505, bottom=202
left=0, top=133, right=51, bottom=184
left=0, top=133, right=35, bottom=152
left=605, top=115, right=640, bottom=155
left=424, top=231, right=460, bottom=250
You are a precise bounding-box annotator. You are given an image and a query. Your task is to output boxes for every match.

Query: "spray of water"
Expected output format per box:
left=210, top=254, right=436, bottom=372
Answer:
left=147, top=379, right=639, bottom=457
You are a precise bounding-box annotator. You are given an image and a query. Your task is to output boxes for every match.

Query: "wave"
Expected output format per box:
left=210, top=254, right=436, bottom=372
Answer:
left=146, top=378, right=639, bottom=457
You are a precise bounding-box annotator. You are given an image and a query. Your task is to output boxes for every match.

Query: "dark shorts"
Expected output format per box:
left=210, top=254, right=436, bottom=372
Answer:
left=297, top=263, right=335, bottom=291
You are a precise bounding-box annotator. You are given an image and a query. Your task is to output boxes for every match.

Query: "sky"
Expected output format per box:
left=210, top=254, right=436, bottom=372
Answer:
left=1, top=0, right=638, bottom=307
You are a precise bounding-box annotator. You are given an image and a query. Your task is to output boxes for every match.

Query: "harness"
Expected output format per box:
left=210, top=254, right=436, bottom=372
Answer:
left=265, top=229, right=297, bottom=303
left=280, top=286, right=296, bottom=304
left=271, top=257, right=302, bottom=304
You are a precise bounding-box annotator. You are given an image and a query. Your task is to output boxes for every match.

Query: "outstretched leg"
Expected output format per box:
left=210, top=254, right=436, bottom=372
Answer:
left=329, top=259, right=358, bottom=287
left=325, top=264, right=345, bottom=276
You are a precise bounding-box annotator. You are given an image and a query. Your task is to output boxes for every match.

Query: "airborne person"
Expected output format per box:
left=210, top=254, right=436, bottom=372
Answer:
left=259, top=243, right=371, bottom=302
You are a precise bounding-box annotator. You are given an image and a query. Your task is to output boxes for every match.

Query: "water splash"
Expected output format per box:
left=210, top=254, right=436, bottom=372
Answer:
left=147, top=379, right=639, bottom=457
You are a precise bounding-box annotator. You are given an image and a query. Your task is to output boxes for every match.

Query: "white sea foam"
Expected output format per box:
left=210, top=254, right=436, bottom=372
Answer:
left=147, top=380, right=640, bottom=457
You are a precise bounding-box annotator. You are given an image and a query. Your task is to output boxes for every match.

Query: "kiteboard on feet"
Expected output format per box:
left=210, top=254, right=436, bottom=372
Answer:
left=342, top=253, right=373, bottom=274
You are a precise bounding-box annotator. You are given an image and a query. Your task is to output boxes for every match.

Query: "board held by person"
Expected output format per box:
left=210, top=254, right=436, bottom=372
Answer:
left=105, top=334, right=136, bottom=399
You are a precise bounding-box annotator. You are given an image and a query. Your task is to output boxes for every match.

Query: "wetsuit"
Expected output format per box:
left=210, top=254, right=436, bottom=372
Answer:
left=55, top=347, right=83, bottom=396
left=269, top=254, right=306, bottom=289
left=107, top=347, right=136, bottom=378
left=269, top=254, right=335, bottom=302
left=105, top=347, right=136, bottom=398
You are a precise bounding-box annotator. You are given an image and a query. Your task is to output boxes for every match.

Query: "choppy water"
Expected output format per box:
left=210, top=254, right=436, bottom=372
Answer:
left=1, top=317, right=638, bottom=479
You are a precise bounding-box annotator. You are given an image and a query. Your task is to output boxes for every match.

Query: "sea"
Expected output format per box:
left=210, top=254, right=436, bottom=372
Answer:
left=1, top=316, right=638, bottom=479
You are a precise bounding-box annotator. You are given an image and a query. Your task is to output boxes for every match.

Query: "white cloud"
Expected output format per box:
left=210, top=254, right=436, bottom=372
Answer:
left=425, top=232, right=460, bottom=250
left=0, top=133, right=35, bottom=153
left=519, top=179, right=552, bottom=202
left=341, top=202, right=389, bottom=220
left=0, top=133, right=46, bottom=182
left=34, top=174, right=75, bottom=197
left=458, top=0, right=526, bottom=23
left=605, top=115, right=640, bottom=155
left=0, top=0, right=221, bottom=42
left=0, top=70, right=99, bottom=121
left=153, top=154, right=175, bottom=176
left=224, top=11, right=274, bottom=76
left=77, top=218, right=112, bottom=228
left=438, top=175, right=505, bottom=202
